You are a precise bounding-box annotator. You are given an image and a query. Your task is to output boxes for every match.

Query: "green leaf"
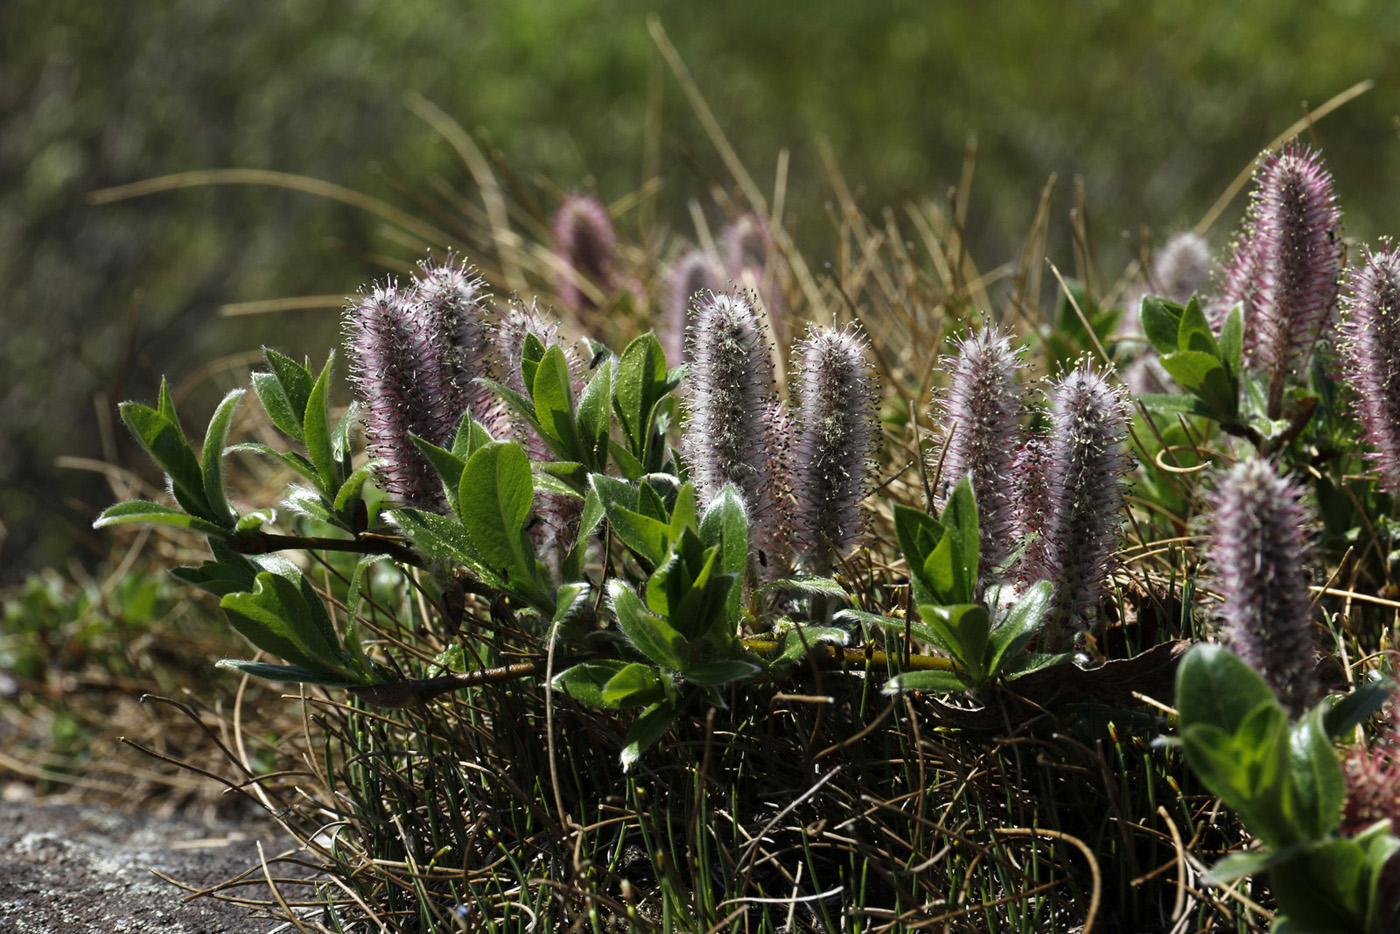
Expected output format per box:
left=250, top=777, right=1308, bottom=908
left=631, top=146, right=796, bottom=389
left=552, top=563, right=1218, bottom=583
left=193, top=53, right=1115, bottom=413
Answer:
left=1176, top=644, right=1278, bottom=736
left=332, top=400, right=358, bottom=467
left=390, top=508, right=503, bottom=588
left=93, top=500, right=232, bottom=537
left=251, top=371, right=302, bottom=442
left=1161, top=349, right=1236, bottom=415
left=198, top=388, right=245, bottom=526
left=1140, top=295, right=1185, bottom=356
left=332, top=463, right=377, bottom=517
left=683, top=659, right=761, bottom=687
left=215, top=658, right=364, bottom=687
left=563, top=486, right=606, bottom=582
left=1180, top=699, right=1294, bottom=848
left=614, top=332, right=669, bottom=455
left=842, top=609, right=942, bottom=650
left=552, top=660, right=633, bottom=708
left=668, top=482, right=699, bottom=541
left=531, top=345, right=580, bottom=461
left=284, top=487, right=345, bottom=530
left=590, top=472, right=639, bottom=512
left=1287, top=702, right=1346, bottom=839
left=156, top=377, right=182, bottom=433
left=575, top=359, right=612, bottom=472
left=478, top=377, right=541, bottom=434
left=1004, top=650, right=1074, bottom=679
left=262, top=349, right=314, bottom=437
left=411, top=435, right=467, bottom=516
left=941, top=476, right=981, bottom=603
left=621, top=701, right=677, bottom=772
left=234, top=509, right=274, bottom=534
left=536, top=459, right=589, bottom=495
left=1323, top=679, right=1395, bottom=740
left=601, top=663, right=668, bottom=707
left=341, top=555, right=380, bottom=676
left=170, top=546, right=260, bottom=598
left=120, top=397, right=213, bottom=521
left=610, top=581, right=689, bottom=670
left=1218, top=303, right=1244, bottom=393
left=894, top=503, right=943, bottom=605
left=1271, top=839, right=1371, bottom=933
left=637, top=479, right=670, bottom=524
left=228, top=442, right=321, bottom=484
left=1363, top=826, right=1400, bottom=933
left=451, top=415, right=496, bottom=460
left=986, top=580, right=1051, bottom=677
left=921, top=603, right=991, bottom=684
left=601, top=499, right=671, bottom=568
left=220, top=570, right=356, bottom=680
left=460, top=442, right=536, bottom=578
left=773, top=624, right=850, bottom=667
left=656, top=537, right=734, bottom=646
left=1176, top=294, right=1220, bottom=356
left=699, top=484, right=749, bottom=623
left=1203, top=847, right=1296, bottom=886
left=303, top=352, right=337, bottom=492
left=609, top=440, right=645, bottom=480
left=883, top=668, right=974, bottom=695
left=759, top=575, right=853, bottom=601
left=520, top=332, right=546, bottom=394
left=1135, top=394, right=1227, bottom=421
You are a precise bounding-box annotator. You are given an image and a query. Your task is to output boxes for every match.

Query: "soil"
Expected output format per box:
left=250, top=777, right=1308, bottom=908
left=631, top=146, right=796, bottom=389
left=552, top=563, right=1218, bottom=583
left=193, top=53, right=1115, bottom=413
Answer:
left=0, top=789, right=317, bottom=934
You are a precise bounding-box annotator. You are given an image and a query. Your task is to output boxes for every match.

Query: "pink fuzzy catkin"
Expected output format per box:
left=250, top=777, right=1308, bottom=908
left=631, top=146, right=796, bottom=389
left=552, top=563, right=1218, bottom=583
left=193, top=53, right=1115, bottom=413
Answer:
left=1339, top=245, right=1400, bottom=496
left=1207, top=458, right=1317, bottom=716
left=933, top=327, right=1028, bottom=585
left=552, top=193, right=616, bottom=311
left=790, top=324, right=878, bottom=575
left=682, top=291, right=788, bottom=568
left=1217, top=142, right=1342, bottom=415
left=663, top=247, right=721, bottom=366
left=344, top=280, right=455, bottom=511
left=1028, top=363, right=1131, bottom=651
left=415, top=256, right=497, bottom=428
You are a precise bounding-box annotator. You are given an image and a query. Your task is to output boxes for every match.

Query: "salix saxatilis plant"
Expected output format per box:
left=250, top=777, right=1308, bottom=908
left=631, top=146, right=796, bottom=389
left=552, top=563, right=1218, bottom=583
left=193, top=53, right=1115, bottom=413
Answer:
left=1339, top=244, right=1400, bottom=498
left=681, top=290, right=790, bottom=576
left=931, top=326, right=1028, bottom=591
left=345, top=279, right=459, bottom=512
left=1023, top=362, right=1133, bottom=653
left=1207, top=457, right=1319, bottom=716
left=552, top=192, right=616, bottom=312
left=1218, top=141, right=1343, bottom=420
left=788, top=323, right=879, bottom=577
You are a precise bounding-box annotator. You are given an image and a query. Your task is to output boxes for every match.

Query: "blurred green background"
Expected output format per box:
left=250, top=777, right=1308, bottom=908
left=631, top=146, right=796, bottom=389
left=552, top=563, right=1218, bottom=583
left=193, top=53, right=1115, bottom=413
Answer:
left=4, top=0, right=1399, bottom=583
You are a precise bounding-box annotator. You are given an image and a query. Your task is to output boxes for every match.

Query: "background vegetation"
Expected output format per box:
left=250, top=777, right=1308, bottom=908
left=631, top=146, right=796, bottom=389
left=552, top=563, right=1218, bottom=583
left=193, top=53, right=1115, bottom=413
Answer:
left=4, top=0, right=1400, bottom=582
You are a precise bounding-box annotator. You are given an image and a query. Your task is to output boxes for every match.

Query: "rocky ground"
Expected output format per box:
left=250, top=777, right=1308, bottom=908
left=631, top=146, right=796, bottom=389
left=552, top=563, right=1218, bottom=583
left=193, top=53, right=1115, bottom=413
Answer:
left=0, top=792, right=319, bottom=933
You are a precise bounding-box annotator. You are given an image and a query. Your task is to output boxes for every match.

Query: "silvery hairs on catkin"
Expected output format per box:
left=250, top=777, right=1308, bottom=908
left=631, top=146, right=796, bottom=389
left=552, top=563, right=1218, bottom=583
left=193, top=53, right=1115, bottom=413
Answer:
left=1216, top=142, right=1342, bottom=417
left=682, top=290, right=790, bottom=573
left=1339, top=243, right=1400, bottom=497
left=663, top=246, right=721, bottom=367
left=789, top=324, right=879, bottom=577
left=344, top=279, right=456, bottom=512
left=552, top=193, right=616, bottom=312
left=932, top=326, right=1028, bottom=591
left=1026, top=362, right=1132, bottom=652
left=1207, top=457, right=1318, bottom=716
left=414, top=255, right=500, bottom=428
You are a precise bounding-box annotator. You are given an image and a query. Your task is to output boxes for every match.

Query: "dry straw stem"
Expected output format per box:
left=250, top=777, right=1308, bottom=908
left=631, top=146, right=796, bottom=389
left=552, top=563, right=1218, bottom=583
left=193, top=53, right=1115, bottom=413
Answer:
left=1193, top=79, right=1374, bottom=235
left=648, top=15, right=826, bottom=319
left=89, top=167, right=458, bottom=251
